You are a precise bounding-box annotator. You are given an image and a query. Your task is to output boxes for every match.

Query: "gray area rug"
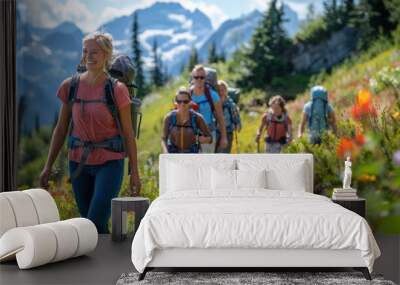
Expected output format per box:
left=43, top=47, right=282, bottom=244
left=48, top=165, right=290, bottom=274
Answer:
left=116, top=271, right=396, bottom=285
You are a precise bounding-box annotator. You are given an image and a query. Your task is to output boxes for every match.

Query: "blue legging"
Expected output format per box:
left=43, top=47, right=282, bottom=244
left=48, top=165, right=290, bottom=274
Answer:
left=69, top=159, right=124, bottom=234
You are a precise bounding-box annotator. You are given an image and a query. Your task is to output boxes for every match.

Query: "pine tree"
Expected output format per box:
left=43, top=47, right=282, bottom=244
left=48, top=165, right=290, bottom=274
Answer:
left=341, top=0, right=355, bottom=24
left=323, top=0, right=342, bottom=31
left=300, top=3, right=316, bottom=31
left=151, top=39, right=163, bottom=87
left=383, top=0, right=400, bottom=27
left=208, top=42, right=218, bottom=64
left=384, top=0, right=400, bottom=45
left=238, top=0, right=292, bottom=90
left=218, top=49, right=226, bottom=63
left=306, top=3, right=316, bottom=23
left=344, top=0, right=355, bottom=14
left=355, top=0, right=396, bottom=48
left=187, top=47, right=199, bottom=72
left=163, top=66, right=170, bottom=84
left=131, top=12, right=146, bottom=98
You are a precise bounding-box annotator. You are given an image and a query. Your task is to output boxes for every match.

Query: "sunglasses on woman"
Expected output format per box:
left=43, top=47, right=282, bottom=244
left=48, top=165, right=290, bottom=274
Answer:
left=193, top=76, right=205, bottom=80
left=176, top=99, right=191, bottom=105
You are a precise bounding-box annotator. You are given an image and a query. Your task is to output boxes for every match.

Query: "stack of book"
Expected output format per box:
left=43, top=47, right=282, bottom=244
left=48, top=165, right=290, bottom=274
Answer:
left=332, top=188, right=358, bottom=200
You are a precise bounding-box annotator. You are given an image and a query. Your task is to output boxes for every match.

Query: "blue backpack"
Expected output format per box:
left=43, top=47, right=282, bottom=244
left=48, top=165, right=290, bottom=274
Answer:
left=308, top=86, right=329, bottom=142
left=221, top=97, right=241, bottom=133
left=167, top=110, right=200, bottom=153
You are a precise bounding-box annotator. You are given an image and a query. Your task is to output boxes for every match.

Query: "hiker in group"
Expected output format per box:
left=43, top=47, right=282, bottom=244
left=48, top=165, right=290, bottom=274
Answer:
left=216, top=80, right=241, bottom=153
left=161, top=87, right=212, bottom=153
left=39, top=31, right=141, bottom=234
left=298, top=85, right=337, bottom=144
left=190, top=65, right=228, bottom=153
left=255, top=95, right=293, bottom=153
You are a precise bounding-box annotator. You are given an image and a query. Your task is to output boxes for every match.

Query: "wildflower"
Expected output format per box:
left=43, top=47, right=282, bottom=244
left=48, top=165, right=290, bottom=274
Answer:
left=351, top=105, right=361, bottom=119
left=354, top=130, right=366, bottom=146
left=358, top=174, right=377, bottom=183
left=369, top=78, right=378, bottom=91
left=357, top=89, right=371, bottom=105
left=392, top=111, right=400, bottom=121
left=351, top=89, right=377, bottom=120
left=393, top=150, right=400, bottom=167
left=337, top=138, right=355, bottom=158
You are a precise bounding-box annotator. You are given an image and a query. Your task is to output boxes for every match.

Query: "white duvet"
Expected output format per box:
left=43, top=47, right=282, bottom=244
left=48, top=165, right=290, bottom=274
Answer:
left=131, top=190, right=380, bottom=273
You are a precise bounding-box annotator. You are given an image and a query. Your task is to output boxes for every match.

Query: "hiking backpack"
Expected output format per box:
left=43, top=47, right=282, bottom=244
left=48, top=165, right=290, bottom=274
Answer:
left=265, top=112, right=289, bottom=145
left=67, top=54, right=142, bottom=181
left=204, top=67, right=218, bottom=91
left=167, top=109, right=200, bottom=153
left=307, top=86, right=329, bottom=142
left=109, top=55, right=142, bottom=140
left=221, top=97, right=241, bottom=133
left=227, top=87, right=240, bottom=104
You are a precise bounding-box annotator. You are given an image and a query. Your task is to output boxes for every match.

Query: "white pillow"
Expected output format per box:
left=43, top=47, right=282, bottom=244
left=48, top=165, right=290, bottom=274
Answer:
left=211, top=168, right=236, bottom=190
left=167, top=162, right=210, bottom=191
left=238, top=159, right=308, bottom=191
left=266, top=162, right=307, bottom=191
left=166, top=159, right=236, bottom=191
left=236, top=169, right=267, bottom=189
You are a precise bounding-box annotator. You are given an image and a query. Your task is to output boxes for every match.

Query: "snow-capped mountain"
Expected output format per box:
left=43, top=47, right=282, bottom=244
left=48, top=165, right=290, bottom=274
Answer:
left=198, top=4, right=299, bottom=61
left=100, top=2, right=213, bottom=74
left=282, top=4, right=300, bottom=37
left=16, top=10, right=83, bottom=133
left=100, top=2, right=299, bottom=74
left=198, top=10, right=263, bottom=60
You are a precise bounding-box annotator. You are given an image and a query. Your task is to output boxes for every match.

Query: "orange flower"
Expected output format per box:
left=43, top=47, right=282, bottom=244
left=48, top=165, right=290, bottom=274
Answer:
left=358, top=174, right=377, bottom=183
left=336, top=138, right=355, bottom=158
left=351, top=105, right=362, bottom=119
left=354, top=130, right=366, bottom=146
left=351, top=89, right=377, bottom=120
left=356, top=89, right=371, bottom=105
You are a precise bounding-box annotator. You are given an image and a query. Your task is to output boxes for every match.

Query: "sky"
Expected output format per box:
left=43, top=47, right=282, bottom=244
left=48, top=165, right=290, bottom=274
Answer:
left=18, top=0, right=324, bottom=32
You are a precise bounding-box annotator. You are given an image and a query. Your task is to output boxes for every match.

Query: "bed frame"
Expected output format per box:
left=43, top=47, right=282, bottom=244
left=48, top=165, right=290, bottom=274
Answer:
left=138, top=154, right=372, bottom=281
left=139, top=248, right=370, bottom=280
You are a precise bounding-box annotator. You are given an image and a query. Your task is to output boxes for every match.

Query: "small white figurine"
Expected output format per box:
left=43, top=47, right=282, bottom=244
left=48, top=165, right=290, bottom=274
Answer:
left=343, top=156, right=352, bottom=189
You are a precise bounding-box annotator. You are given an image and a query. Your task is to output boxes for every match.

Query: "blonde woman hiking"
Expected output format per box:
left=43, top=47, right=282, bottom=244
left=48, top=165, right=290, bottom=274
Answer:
left=39, top=31, right=141, bottom=233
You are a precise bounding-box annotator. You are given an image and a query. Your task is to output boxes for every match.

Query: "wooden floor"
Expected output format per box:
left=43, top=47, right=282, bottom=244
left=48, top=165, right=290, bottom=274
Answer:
left=0, top=234, right=398, bottom=285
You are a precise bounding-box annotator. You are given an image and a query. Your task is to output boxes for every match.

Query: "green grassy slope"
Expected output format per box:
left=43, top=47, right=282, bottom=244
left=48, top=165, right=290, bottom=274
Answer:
left=138, top=48, right=399, bottom=158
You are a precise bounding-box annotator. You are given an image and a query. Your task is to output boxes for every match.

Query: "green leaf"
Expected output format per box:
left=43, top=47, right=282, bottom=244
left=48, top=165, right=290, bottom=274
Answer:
left=354, top=160, right=385, bottom=176
left=377, top=216, right=400, bottom=234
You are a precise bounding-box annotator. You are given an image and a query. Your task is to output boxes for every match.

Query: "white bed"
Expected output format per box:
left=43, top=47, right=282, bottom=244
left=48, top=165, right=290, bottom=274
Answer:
left=131, top=154, right=380, bottom=280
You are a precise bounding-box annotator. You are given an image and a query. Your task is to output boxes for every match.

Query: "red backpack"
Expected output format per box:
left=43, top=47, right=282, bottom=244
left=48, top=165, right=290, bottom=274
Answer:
left=265, top=112, right=289, bottom=144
